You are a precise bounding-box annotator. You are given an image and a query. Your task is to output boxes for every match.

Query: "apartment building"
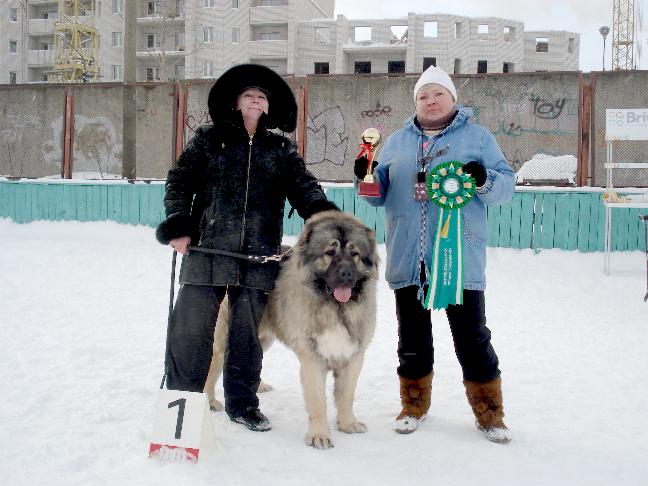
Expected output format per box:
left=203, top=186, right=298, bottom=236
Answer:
left=0, top=0, right=578, bottom=84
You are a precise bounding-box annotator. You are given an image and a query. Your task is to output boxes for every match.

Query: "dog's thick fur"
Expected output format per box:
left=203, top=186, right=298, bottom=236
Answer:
left=204, top=210, right=379, bottom=448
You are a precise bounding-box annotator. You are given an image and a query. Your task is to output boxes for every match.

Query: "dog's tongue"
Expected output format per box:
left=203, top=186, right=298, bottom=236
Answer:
left=333, top=287, right=352, bottom=303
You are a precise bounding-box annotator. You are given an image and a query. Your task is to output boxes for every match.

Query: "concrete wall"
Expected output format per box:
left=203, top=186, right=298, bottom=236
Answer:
left=0, top=85, right=66, bottom=177
left=303, top=72, right=581, bottom=181
left=590, top=70, right=648, bottom=187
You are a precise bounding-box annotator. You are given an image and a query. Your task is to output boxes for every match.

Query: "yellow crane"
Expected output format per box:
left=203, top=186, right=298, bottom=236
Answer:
left=50, top=0, right=100, bottom=82
left=612, top=0, right=635, bottom=70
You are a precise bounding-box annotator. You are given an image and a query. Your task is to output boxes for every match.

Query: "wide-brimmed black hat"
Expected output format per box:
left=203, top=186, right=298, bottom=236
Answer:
left=208, top=64, right=297, bottom=132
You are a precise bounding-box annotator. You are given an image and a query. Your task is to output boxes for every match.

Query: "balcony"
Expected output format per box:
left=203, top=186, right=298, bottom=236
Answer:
left=136, top=14, right=185, bottom=24
left=250, top=5, right=289, bottom=24
left=28, top=18, right=55, bottom=36
left=248, top=39, right=288, bottom=57
left=342, top=41, right=407, bottom=54
left=27, top=0, right=58, bottom=5
left=136, top=48, right=186, bottom=59
left=27, top=49, right=54, bottom=67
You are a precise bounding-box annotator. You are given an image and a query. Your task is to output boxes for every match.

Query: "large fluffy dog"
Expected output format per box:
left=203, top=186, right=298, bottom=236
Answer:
left=204, top=210, right=379, bottom=449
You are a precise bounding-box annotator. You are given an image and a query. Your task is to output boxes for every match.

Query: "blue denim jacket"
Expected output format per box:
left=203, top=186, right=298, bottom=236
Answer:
left=358, top=105, right=515, bottom=291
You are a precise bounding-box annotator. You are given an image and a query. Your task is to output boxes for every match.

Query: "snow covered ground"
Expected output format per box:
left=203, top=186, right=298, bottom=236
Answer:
left=1, top=219, right=647, bottom=486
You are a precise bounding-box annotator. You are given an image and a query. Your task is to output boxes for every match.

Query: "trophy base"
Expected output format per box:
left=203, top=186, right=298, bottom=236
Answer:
left=358, top=181, right=381, bottom=197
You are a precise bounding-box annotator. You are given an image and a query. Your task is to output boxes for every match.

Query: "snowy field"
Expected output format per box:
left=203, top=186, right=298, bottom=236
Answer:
left=1, top=219, right=647, bottom=486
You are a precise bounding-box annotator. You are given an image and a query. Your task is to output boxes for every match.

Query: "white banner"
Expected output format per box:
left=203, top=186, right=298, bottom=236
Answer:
left=605, top=109, right=648, bottom=141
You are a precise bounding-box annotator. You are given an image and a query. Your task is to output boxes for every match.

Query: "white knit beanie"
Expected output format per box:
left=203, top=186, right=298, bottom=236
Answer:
left=413, top=65, right=457, bottom=103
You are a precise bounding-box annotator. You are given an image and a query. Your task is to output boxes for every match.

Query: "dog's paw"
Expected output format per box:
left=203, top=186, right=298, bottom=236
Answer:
left=257, top=380, right=274, bottom=393
left=337, top=419, right=367, bottom=434
left=306, top=432, right=335, bottom=449
left=209, top=398, right=224, bottom=412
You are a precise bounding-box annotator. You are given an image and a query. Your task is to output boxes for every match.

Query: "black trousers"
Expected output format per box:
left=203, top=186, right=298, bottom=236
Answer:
left=165, top=284, right=268, bottom=416
left=394, top=285, right=500, bottom=382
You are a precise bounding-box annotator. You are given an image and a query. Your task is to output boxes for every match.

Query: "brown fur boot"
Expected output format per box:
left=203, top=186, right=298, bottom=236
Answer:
left=393, top=372, right=433, bottom=434
left=463, top=377, right=511, bottom=443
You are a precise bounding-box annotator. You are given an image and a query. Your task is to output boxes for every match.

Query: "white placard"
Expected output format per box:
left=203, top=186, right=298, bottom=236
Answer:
left=149, top=389, right=214, bottom=463
left=606, top=109, right=648, bottom=140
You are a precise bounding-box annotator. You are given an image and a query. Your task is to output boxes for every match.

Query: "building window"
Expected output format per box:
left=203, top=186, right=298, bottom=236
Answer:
left=146, top=66, right=160, bottom=81
left=232, top=28, right=240, bottom=44
left=40, top=42, right=53, bottom=50
left=455, top=22, right=462, bottom=39
left=504, top=26, right=515, bottom=42
left=390, top=25, right=407, bottom=44
left=203, top=0, right=215, bottom=7
left=314, top=62, right=329, bottom=74
left=454, top=58, right=461, bottom=74
left=176, top=32, right=185, bottom=50
left=315, top=27, right=330, bottom=43
left=354, top=26, right=371, bottom=43
left=9, top=72, right=17, bottom=84
left=423, top=57, right=436, bottom=70
left=477, top=60, right=488, bottom=73
left=112, top=32, right=123, bottom=47
left=112, top=65, right=123, bottom=80
left=503, top=62, right=515, bottom=73
left=258, top=31, right=281, bottom=40
left=203, top=61, right=214, bottom=77
left=536, top=37, right=549, bottom=52
left=9, top=8, right=18, bottom=22
left=112, top=0, right=123, bottom=14
left=9, top=40, right=18, bottom=54
left=41, top=73, right=49, bottom=82
left=388, top=61, right=405, bottom=73
left=147, top=33, right=159, bottom=49
left=147, top=1, right=160, bottom=14
left=354, top=61, right=371, bottom=74
left=203, top=27, right=213, bottom=43
left=478, top=24, right=489, bottom=35
left=232, top=0, right=239, bottom=7
left=568, top=37, right=575, bottom=53
left=424, top=21, right=438, bottom=38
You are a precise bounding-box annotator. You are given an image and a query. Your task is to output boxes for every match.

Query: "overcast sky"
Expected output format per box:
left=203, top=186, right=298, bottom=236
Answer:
left=334, top=0, right=648, bottom=71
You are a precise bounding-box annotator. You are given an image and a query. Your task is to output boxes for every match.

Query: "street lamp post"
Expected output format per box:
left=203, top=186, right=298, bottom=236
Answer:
left=599, top=26, right=610, bottom=71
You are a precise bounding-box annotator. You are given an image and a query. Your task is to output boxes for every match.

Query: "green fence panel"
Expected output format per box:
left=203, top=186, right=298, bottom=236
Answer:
left=577, top=193, right=592, bottom=252
left=540, top=193, right=557, bottom=249
left=2, top=181, right=646, bottom=253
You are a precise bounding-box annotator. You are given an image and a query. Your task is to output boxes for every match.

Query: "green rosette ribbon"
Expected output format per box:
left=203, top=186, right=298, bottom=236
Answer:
left=423, top=161, right=477, bottom=310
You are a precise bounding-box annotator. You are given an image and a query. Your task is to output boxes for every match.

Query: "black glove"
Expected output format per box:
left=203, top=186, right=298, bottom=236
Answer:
left=302, top=199, right=340, bottom=220
left=354, top=156, right=378, bottom=179
left=462, top=161, right=487, bottom=187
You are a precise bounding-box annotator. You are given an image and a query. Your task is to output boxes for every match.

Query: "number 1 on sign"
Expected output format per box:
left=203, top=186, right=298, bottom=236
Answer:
left=168, top=398, right=186, bottom=439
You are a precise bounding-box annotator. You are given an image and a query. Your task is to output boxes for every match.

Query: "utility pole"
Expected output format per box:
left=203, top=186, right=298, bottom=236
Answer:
left=122, top=0, right=137, bottom=179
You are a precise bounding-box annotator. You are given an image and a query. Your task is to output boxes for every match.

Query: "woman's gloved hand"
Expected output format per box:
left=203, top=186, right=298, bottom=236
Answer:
left=462, top=161, right=487, bottom=187
left=354, top=156, right=378, bottom=179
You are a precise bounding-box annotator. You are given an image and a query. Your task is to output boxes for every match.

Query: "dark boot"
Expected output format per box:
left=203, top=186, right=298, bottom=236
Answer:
left=463, top=377, right=511, bottom=443
left=228, top=407, right=271, bottom=432
left=393, top=372, right=433, bottom=434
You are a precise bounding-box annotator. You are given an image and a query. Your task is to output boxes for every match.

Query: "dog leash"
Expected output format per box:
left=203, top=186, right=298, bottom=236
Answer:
left=187, top=245, right=292, bottom=263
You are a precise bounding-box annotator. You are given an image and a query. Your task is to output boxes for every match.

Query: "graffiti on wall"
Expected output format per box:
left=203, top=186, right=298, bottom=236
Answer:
left=186, top=110, right=212, bottom=135
left=0, top=114, right=43, bottom=177
left=43, top=115, right=123, bottom=177
left=306, top=106, right=348, bottom=166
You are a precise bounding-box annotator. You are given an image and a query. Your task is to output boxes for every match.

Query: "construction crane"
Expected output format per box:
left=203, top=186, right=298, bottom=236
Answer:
left=50, top=0, right=100, bottom=82
left=612, top=0, right=635, bottom=70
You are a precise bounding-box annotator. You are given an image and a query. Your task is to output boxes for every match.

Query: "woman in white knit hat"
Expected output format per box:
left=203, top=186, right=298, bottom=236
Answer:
left=354, top=65, right=515, bottom=443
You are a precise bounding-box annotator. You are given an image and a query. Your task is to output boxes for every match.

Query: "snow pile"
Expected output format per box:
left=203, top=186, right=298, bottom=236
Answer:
left=516, top=153, right=577, bottom=184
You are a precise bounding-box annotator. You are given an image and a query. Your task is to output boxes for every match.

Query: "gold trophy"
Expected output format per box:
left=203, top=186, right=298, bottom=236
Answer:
left=356, top=128, right=382, bottom=197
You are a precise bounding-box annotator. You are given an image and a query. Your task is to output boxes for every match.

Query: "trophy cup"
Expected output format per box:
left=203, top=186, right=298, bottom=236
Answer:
left=357, top=128, right=382, bottom=197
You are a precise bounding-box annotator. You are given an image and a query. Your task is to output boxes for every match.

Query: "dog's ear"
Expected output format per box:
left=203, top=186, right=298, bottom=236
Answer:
left=296, top=224, right=313, bottom=249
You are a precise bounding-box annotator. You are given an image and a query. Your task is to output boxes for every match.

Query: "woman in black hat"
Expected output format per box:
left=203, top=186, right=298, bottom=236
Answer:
left=156, top=64, right=338, bottom=432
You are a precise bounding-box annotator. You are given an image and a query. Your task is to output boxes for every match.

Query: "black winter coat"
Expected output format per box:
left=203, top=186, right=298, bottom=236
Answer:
left=156, top=115, right=336, bottom=291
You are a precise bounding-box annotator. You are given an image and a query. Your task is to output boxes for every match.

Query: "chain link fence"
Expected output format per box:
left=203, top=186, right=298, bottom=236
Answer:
left=0, top=85, right=66, bottom=178
left=591, top=71, right=648, bottom=187
left=0, top=72, right=646, bottom=186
